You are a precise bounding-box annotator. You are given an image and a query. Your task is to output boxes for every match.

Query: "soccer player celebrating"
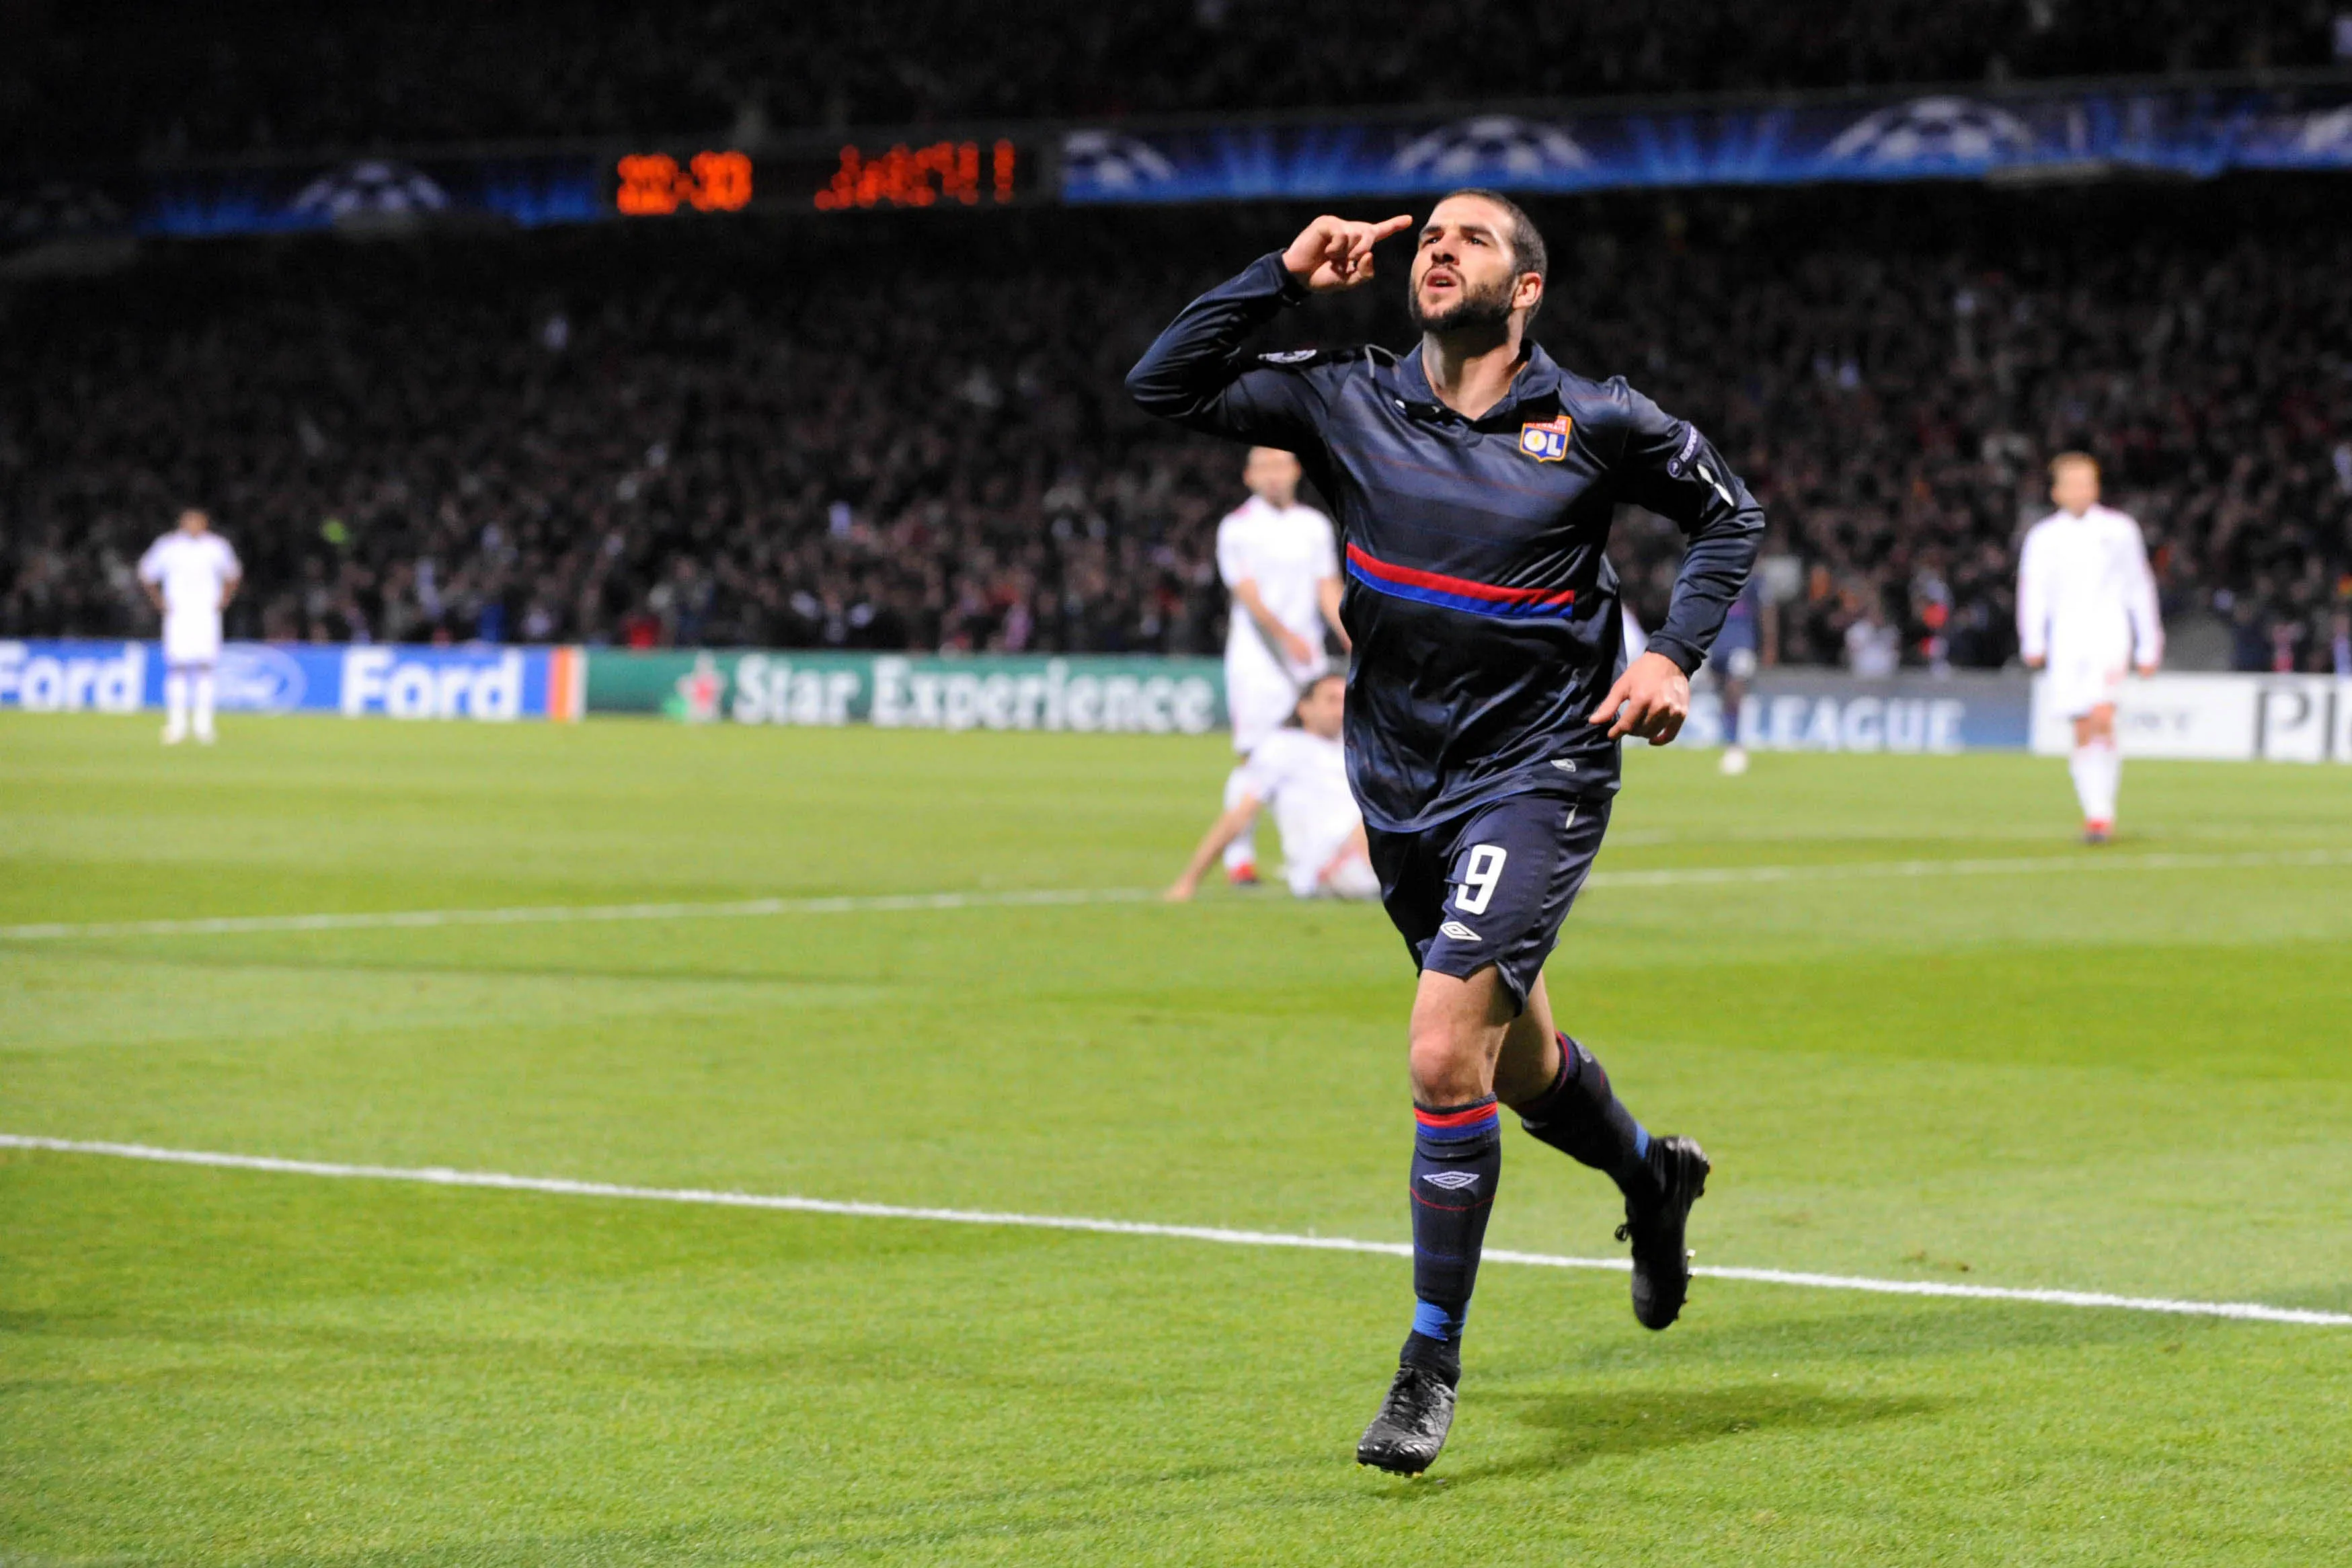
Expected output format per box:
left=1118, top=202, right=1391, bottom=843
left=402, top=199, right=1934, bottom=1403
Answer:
left=1129, top=192, right=1764, bottom=1473
left=2016, top=453, right=2162, bottom=844
left=136, top=508, right=241, bottom=746
left=1216, top=446, right=1349, bottom=885
left=1167, top=670, right=1378, bottom=902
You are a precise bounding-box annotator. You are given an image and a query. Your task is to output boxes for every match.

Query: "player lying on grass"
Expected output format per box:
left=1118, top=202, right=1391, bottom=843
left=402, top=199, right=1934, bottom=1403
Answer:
left=1130, top=191, right=1765, bottom=1475
left=1167, top=671, right=1378, bottom=902
left=2016, top=452, right=2162, bottom=844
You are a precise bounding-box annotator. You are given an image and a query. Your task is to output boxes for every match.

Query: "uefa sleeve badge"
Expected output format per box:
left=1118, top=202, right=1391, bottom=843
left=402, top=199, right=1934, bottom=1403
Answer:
left=1518, top=415, right=1572, bottom=462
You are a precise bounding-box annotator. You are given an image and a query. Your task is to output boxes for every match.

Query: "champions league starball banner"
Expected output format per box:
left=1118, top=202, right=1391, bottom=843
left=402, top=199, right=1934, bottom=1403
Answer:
left=7, top=76, right=2349, bottom=249
left=1060, top=79, right=2352, bottom=204
left=0, top=155, right=604, bottom=247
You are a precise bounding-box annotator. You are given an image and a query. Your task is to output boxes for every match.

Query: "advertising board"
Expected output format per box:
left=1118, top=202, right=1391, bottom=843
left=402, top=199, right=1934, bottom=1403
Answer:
left=11, top=639, right=2341, bottom=764
left=1682, top=672, right=2031, bottom=754
left=584, top=650, right=1226, bottom=734
left=0, top=641, right=584, bottom=721
left=2031, top=673, right=2352, bottom=762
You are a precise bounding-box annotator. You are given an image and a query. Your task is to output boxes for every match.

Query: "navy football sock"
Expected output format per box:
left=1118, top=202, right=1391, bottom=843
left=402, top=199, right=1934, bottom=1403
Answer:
left=1401, top=1097, right=1502, bottom=1385
left=1513, top=1033, right=1662, bottom=1204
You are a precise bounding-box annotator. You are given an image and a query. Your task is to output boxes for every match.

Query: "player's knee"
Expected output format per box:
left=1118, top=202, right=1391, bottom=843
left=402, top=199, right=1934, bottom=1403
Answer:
left=1407, top=1039, right=1475, bottom=1103
left=1407, top=1017, right=1490, bottom=1103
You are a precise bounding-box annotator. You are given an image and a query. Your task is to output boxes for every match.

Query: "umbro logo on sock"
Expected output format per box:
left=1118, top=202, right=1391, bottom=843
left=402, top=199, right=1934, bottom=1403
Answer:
left=1421, top=1171, right=1481, bottom=1191
left=1440, top=920, right=1480, bottom=941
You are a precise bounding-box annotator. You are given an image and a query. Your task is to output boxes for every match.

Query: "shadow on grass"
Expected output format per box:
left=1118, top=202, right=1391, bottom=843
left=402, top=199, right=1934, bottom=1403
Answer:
left=1446, top=1380, right=1940, bottom=1484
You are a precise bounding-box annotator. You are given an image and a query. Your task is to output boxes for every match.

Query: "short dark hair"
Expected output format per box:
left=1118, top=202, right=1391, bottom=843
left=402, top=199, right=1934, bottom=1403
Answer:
left=1440, top=187, right=1549, bottom=319
left=1287, top=668, right=1345, bottom=723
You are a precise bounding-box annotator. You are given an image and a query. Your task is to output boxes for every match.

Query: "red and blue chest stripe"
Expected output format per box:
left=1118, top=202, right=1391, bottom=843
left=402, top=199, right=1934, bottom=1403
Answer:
left=1344, top=543, right=1577, bottom=620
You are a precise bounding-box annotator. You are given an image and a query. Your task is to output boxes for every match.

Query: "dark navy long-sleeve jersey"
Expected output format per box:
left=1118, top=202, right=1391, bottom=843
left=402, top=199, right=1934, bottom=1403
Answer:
left=1128, top=251, right=1766, bottom=833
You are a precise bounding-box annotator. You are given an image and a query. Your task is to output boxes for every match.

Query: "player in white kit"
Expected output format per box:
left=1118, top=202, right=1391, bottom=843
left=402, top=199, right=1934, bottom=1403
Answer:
left=1215, top=446, right=1348, bottom=883
left=1167, top=672, right=1378, bottom=901
left=137, top=509, right=241, bottom=745
left=2016, top=454, right=2162, bottom=843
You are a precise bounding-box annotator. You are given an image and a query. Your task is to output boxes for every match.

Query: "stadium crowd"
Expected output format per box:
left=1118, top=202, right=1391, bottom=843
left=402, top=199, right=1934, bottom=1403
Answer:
left=6, top=0, right=2347, bottom=167
left=3, top=183, right=2349, bottom=672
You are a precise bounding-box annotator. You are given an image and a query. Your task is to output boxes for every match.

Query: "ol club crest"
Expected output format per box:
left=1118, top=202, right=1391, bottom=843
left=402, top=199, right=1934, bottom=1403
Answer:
left=1518, top=414, right=1572, bottom=462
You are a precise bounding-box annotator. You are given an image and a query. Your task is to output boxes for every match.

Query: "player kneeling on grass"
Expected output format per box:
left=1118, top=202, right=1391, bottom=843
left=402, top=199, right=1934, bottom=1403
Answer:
left=1167, top=672, right=1378, bottom=902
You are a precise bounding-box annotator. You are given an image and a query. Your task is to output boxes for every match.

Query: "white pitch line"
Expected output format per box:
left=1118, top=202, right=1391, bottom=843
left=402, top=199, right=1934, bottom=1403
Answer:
left=5, top=1134, right=2344, bottom=1329
left=1587, top=844, right=2352, bottom=890
left=3, top=846, right=2346, bottom=943
left=0, top=886, right=1160, bottom=941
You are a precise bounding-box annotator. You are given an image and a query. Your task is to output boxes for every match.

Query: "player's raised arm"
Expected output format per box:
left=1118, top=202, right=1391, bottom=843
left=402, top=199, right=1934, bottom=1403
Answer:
left=1125, top=214, right=1411, bottom=445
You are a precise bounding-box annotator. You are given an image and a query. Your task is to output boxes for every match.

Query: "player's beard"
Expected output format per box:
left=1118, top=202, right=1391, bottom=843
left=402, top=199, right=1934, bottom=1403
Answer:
left=1409, top=270, right=1516, bottom=338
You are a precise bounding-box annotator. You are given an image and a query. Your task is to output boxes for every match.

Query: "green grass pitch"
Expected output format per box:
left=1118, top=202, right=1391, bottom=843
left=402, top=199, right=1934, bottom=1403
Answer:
left=3, top=711, right=2349, bottom=1566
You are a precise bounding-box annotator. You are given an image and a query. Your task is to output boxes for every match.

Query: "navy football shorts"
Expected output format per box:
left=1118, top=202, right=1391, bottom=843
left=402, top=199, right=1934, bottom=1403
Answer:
left=1366, top=791, right=1612, bottom=1011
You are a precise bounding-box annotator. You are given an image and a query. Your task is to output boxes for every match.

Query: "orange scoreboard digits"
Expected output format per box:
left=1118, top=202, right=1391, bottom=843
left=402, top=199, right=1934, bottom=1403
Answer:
left=613, top=151, right=754, bottom=215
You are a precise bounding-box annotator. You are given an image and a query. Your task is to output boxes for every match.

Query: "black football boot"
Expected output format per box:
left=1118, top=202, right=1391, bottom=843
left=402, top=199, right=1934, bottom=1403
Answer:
left=1617, top=1134, right=1711, bottom=1331
left=1355, top=1364, right=1457, bottom=1475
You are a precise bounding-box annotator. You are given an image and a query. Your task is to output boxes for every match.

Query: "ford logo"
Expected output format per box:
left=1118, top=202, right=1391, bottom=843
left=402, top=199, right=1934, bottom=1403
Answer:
left=214, top=643, right=307, bottom=713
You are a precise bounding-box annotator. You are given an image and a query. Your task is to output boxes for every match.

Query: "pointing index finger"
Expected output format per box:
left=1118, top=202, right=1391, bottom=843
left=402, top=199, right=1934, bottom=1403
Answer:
left=1370, top=213, right=1415, bottom=242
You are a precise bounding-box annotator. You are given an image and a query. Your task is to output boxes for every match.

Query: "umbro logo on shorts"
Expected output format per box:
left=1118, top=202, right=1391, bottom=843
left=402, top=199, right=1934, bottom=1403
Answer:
left=1440, top=920, right=1481, bottom=941
left=1421, top=1171, right=1481, bottom=1191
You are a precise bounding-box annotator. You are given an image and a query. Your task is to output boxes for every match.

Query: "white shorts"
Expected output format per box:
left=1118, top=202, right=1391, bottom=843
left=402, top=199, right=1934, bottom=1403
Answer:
left=1227, top=664, right=1304, bottom=754
left=162, top=613, right=223, bottom=668
left=2047, top=651, right=2125, bottom=719
left=1722, top=646, right=1759, bottom=681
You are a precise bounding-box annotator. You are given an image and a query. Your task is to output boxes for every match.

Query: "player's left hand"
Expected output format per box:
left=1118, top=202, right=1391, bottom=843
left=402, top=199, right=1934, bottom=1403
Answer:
left=1588, top=652, right=1691, bottom=746
left=2135, top=662, right=2160, bottom=678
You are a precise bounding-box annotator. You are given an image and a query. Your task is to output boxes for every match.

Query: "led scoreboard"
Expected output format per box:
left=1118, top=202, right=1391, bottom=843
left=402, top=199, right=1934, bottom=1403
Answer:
left=615, top=151, right=753, bottom=214
left=613, top=139, right=1045, bottom=217
left=812, top=139, right=1017, bottom=210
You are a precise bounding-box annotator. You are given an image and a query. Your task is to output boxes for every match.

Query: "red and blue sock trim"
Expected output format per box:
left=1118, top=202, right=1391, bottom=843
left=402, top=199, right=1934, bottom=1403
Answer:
left=1345, top=543, right=1577, bottom=619
left=1413, top=1097, right=1502, bottom=1143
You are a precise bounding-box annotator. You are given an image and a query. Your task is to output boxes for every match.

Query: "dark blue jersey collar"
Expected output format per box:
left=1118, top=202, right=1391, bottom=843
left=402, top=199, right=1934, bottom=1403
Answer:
left=1382, top=339, right=1566, bottom=424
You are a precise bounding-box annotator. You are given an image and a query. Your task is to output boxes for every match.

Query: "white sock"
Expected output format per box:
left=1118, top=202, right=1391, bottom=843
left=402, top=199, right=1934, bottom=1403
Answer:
left=192, top=671, right=217, bottom=738
left=2084, top=738, right=2121, bottom=824
left=164, top=672, right=190, bottom=735
left=2070, top=740, right=2119, bottom=824
left=1220, top=766, right=1257, bottom=871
